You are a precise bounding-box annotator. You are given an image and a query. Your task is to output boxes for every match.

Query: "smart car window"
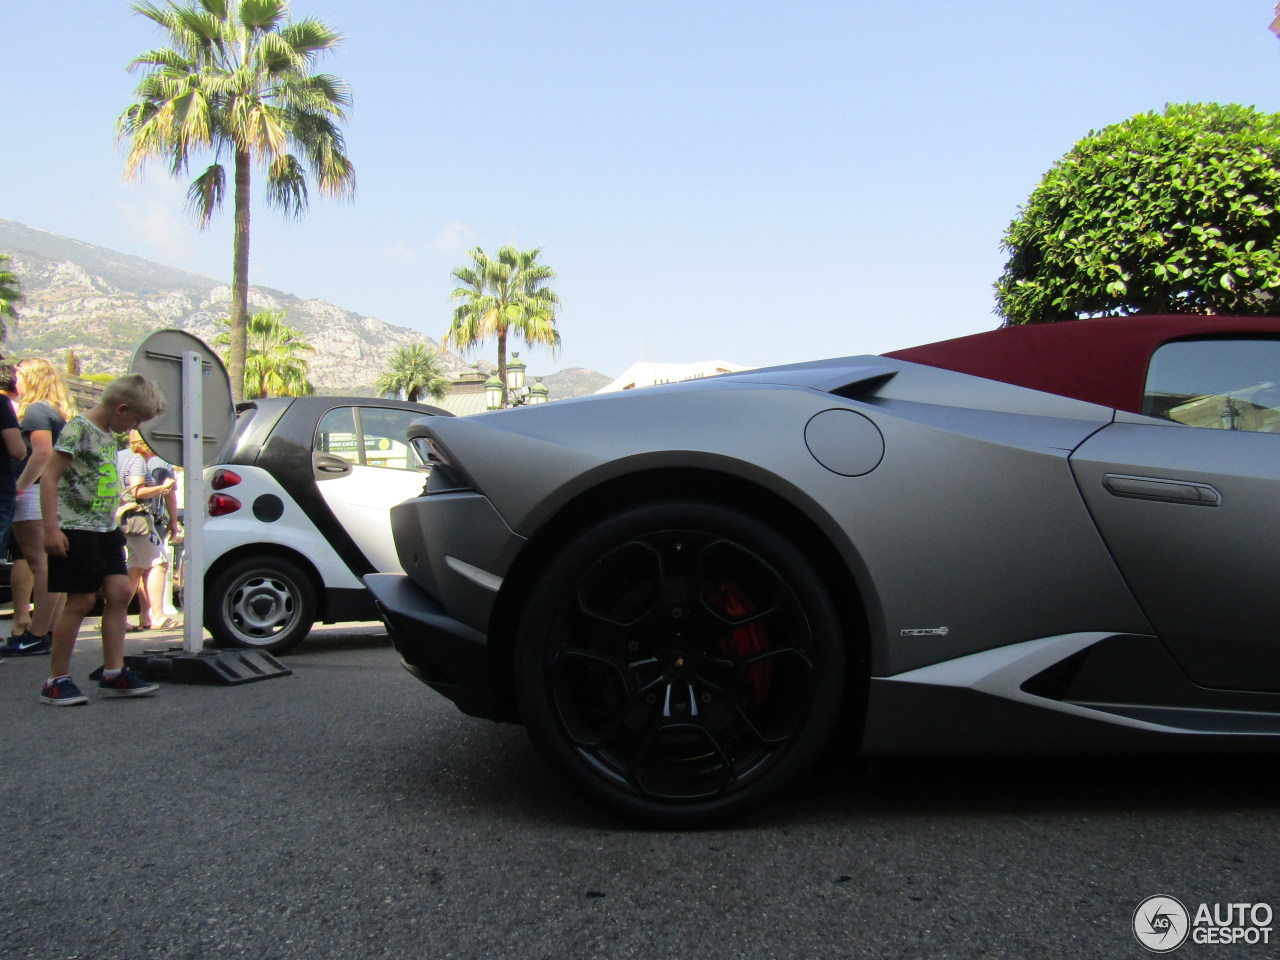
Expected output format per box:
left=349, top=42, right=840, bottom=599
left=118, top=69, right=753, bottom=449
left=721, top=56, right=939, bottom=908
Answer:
left=1143, top=339, right=1280, bottom=432
left=315, top=406, right=362, bottom=464
left=355, top=407, right=427, bottom=470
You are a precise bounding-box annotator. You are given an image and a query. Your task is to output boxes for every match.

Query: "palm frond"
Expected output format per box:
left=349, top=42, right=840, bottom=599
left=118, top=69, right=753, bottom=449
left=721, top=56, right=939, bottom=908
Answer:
left=285, top=112, right=353, bottom=198
left=301, top=72, right=353, bottom=111
left=186, top=162, right=226, bottom=227
left=131, top=1, right=181, bottom=33
left=265, top=153, right=308, bottom=217
left=256, top=31, right=307, bottom=74
left=239, top=0, right=289, bottom=33
left=200, top=0, right=230, bottom=21
left=450, top=264, right=484, bottom=291
left=127, top=46, right=195, bottom=73
left=280, top=18, right=346, bottom=57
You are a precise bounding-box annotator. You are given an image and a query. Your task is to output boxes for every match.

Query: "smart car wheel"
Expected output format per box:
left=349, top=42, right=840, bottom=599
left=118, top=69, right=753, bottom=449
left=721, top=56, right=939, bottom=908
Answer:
left=515, top=501, right=845, bottom=826
left=207, top=556, right=317, bottom=655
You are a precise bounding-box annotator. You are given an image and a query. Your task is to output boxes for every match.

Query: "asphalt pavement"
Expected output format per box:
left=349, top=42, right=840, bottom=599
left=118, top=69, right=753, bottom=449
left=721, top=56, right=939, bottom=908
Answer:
left=2, top=620, right=1278, bottom=960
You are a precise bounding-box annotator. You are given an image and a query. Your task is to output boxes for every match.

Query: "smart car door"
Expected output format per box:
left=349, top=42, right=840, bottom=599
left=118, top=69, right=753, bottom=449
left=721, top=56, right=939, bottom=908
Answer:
left=313, top=405, right=431, bottom=572
left=1070, top=337, right=1280, bottom=692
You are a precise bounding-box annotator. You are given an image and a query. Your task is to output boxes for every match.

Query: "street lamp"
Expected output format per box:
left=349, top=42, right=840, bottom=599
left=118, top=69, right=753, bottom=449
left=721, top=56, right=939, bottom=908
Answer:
left=484, top=359, right=551, bottom=409
left=506, top=353, right=527, bottom=392
left=484, top=373, right=503, bottom=411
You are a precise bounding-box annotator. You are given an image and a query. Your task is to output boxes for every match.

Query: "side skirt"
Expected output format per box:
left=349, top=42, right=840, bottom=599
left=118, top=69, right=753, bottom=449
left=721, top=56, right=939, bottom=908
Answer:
left=863, top=632, right=1280, bottom=753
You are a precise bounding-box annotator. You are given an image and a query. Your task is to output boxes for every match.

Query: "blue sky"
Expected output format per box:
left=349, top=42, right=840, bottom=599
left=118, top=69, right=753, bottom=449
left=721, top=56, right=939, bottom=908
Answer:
left=4, top=0, right=1280, bottom=379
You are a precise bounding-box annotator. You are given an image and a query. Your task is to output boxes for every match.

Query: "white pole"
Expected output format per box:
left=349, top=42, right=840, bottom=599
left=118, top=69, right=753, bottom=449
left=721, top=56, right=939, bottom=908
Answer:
left=181, top=350, right=205, bottom=656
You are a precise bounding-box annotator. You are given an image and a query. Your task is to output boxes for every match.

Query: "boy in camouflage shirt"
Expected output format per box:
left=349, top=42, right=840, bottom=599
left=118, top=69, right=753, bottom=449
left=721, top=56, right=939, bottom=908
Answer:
left=38, top=374, right=167, bottom=705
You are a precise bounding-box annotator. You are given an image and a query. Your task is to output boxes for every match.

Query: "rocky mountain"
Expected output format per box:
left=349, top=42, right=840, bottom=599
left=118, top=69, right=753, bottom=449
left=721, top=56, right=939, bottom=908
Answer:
left=0, top=218, right=605, bottom=398
left=539, top=367, right=610, bottom=398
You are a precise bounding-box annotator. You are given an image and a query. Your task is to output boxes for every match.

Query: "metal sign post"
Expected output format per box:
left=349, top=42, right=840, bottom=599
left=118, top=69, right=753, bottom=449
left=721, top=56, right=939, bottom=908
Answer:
left=180, top=350, right=205, bottom=656
left=126, top=329, right=289, bottom=685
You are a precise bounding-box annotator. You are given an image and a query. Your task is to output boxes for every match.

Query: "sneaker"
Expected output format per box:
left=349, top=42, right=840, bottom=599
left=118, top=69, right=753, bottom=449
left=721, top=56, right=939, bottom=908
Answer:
left=41, top=676, right=88, bottom=706
left=0, top=631, right=52, bottom=657
left=98, top=667, right=159, bottom=698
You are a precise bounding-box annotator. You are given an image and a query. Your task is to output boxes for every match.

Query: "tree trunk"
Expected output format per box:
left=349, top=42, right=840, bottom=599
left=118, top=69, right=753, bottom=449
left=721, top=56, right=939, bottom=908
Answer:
left=229, top=149, right=252, bottom=404
left=497, top=329, right=508, bottom=408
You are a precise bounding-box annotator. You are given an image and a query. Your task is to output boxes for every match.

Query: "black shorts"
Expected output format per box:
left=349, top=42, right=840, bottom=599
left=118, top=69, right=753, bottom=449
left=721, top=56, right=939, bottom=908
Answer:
left=47, top=528, right=128, bottom=594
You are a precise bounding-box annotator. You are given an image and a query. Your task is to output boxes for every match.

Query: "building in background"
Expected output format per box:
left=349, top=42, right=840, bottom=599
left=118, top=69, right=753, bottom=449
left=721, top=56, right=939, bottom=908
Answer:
left=429, top=369, right=491, bottom=417
left=595, top=360, right=751, bottom=394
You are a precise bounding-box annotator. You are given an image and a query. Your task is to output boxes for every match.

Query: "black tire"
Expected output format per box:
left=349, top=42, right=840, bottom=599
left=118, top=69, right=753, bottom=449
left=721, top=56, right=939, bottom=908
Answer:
left=515, top=501, right=846, bottom=827
left=206, top=555, right=317, bottom=655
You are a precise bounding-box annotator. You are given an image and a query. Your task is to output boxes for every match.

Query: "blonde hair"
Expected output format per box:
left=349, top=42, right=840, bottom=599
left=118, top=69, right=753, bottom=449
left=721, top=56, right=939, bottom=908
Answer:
left=16, top=358, right=76, bottom=420
left=99, top=373, right=165, bottom=422
left=101, top=374, right=166, bottom=421
left=127, top=429, right=154, bottom=456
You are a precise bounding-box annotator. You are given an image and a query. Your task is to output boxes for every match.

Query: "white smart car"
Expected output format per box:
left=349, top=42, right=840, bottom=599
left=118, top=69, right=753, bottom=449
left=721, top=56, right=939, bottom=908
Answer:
left=201, top=396, right=450, bottom=653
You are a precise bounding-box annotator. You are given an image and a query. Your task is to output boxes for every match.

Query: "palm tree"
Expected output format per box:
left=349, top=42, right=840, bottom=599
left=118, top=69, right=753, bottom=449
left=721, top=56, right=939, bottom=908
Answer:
left=444, top=246, right=561, bottom=407
left=0, top=254, right=22, bottom=339
left=375, top=343, right=451, bottom=403
left=212, top=309, right=315, bottom=399
left=118, top=0, right=355, bottom=403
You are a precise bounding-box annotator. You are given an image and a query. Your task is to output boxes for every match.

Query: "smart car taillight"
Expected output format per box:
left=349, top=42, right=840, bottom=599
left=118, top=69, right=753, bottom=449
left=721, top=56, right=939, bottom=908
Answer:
left=211, top=469, right=242, bottom=490
left=208, top=493, right=242, bottom=516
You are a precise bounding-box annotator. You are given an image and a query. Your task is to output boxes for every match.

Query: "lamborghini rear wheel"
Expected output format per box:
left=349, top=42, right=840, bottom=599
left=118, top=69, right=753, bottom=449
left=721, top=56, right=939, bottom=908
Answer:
left=514, top=501, right=845, bottom=826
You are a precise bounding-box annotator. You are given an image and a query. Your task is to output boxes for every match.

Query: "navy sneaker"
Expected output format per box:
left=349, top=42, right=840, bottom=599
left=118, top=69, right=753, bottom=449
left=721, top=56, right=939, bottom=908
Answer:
left=98, top=667, right=159, bottom=698
left=41, top=676, right=88, bottom=706
left=0, top=631, right=52, bottom=657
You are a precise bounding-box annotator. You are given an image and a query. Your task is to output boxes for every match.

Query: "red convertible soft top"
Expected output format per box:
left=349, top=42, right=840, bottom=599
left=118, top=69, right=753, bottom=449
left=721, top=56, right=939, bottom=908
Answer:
left=884, top=315, right=1280, bottom=414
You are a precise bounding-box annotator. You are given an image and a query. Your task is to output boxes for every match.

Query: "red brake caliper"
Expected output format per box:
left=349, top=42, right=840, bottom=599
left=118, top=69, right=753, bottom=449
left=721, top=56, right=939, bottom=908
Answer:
left=710, top=581, right=772, bottom=705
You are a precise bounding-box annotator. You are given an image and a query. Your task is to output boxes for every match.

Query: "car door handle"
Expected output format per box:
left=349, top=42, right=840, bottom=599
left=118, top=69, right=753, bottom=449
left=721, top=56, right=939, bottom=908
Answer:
left=1103, top=474, right=1221, bottom=506
left=313, top=454, right=353, bottom=477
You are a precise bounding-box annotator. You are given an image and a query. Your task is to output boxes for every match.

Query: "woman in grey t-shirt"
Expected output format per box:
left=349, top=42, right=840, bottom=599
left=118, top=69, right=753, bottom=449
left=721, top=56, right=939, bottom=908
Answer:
left=4, top=358, right=75, bottom=653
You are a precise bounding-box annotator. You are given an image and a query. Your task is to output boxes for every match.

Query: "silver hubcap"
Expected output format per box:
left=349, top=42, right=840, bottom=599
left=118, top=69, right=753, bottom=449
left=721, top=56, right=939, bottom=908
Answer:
left=227, top=574, right=297, bottom=641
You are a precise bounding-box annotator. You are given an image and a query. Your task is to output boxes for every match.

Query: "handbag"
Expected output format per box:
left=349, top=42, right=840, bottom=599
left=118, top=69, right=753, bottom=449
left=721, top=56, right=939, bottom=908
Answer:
left=118, top=455, right=158, bottom=538
left=117, top=505, right=153, bottom=538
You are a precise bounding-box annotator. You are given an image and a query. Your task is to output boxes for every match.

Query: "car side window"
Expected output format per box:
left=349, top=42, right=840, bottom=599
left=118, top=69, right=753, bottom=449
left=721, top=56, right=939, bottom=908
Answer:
left=315, top=406, right=360, bottom=461
left=1143, top=339, right=1280, bottom=433
left=354, top=407, right=428, bottom=471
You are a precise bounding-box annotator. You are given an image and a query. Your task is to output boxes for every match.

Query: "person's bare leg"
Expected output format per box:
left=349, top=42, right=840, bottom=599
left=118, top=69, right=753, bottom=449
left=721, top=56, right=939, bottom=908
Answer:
left=49, top=592, right=94, bottom=679
left=128, top=566, right=151, bottom=628
left=99, top=574, right=134, bottom=672
left=45, top=593, right=66, bottom=638
left=14, top=519, right=62, bottom=637
left=144, top=562, right=168, bottom=622
left=8, top=557, right=31, bottom=635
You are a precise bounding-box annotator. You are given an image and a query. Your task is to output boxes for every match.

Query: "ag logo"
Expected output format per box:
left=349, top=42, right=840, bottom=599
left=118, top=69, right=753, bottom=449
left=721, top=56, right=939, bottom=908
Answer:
left=1134, top=895, right=1190, bottom=953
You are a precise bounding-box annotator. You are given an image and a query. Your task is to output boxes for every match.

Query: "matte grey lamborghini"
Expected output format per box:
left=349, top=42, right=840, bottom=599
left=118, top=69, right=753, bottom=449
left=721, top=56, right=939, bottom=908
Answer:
left=366, top=314, right=1280, bottom=825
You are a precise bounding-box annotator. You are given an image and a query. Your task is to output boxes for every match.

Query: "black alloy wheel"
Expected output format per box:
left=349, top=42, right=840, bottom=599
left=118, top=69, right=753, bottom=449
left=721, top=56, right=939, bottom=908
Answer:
left=515, top=501, right=845, bottom=826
